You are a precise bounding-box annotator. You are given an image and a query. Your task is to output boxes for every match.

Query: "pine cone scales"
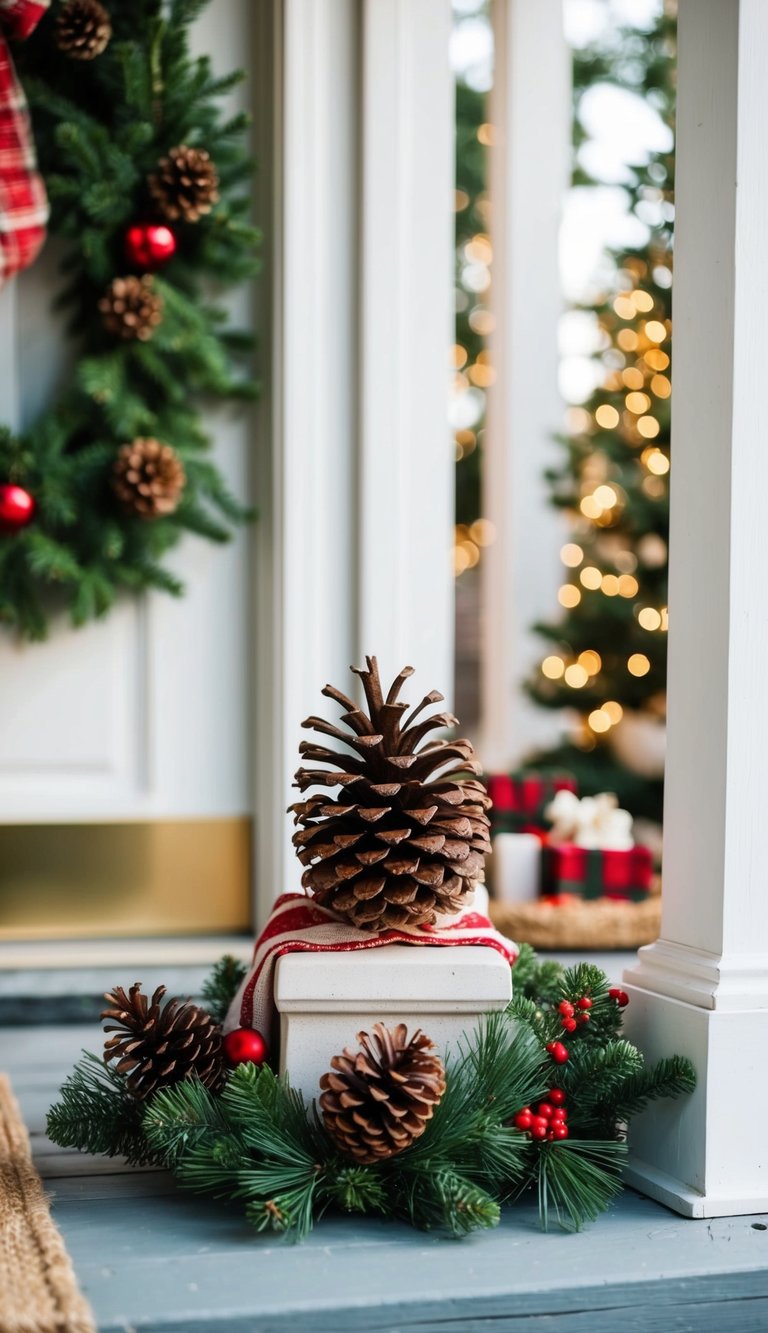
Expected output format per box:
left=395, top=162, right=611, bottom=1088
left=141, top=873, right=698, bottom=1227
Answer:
left=320, top=1023, right=446, bottom=1163
left=99, top=275, right=163, bottom=342
left=56, top=0, right=112, bottom=60
left=290, top=657, right=491, bottom=930
left=102, top=982, right=224, bottom=1100
left=149, top=145, right=220, bottom=223
left=112, top=438, right=185, bottom=518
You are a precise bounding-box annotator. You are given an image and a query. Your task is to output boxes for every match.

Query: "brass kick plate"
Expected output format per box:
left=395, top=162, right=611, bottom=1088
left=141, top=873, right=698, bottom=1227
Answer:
left=0, top=819, right=252, bottom=939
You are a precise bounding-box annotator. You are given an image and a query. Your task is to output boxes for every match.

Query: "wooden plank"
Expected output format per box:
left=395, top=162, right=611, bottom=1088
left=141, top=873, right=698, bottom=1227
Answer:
left=45, top=1193, right=768, bottom=1332
left=7, top=1023, right=768, bottom=1331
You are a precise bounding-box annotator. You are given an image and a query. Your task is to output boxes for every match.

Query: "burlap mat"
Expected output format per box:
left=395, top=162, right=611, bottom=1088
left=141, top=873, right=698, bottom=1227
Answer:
left=0, top=1075, right=94, bottom=1333
left=490, top=895, right=662, bottom=951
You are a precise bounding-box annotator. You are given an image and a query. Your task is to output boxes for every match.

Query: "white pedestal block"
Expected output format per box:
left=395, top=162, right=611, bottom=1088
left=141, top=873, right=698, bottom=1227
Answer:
left=274, top=944, right=512, bottom=1103
left=492, top=833, right=542, bottom=903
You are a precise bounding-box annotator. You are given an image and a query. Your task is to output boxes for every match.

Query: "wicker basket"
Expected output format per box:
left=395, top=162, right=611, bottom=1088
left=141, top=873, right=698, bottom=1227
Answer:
left=489, top=894, right=661, bottom=951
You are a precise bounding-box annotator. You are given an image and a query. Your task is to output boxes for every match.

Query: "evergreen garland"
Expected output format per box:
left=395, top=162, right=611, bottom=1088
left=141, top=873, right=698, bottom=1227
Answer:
left=1, top=0, right=258, bottom=639
left=47, top=948, right=695, bottom=1239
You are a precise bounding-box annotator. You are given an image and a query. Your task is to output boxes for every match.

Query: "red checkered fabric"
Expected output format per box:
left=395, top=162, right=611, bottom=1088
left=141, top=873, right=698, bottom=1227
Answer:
left=541, top=843, right=653, bottom=902
left=225, top=891, right=518, bottom=1041
left=0, top=1, right=49, bottom=288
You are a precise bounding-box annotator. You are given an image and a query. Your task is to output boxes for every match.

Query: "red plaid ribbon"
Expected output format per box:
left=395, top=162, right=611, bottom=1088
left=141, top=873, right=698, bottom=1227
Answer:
left=541, top=843, right=653, bottom=902
left=487, top=772, right=577, bottom=833
left=225, top=891, right=517, bottom=1039
left=0, top=1, right=49, bottom=287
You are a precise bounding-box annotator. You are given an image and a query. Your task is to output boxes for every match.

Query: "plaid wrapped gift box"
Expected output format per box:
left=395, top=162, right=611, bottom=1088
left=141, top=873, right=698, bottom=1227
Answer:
left=541, top=842, right=653, bottom=903
left=486, top=771, right=578, bottom=836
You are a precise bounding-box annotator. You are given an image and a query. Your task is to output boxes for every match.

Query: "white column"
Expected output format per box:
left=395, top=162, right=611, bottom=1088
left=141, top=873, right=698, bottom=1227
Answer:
left=357, top=0, right=455, bottom=701
left=480, top=0, right=570, bottom=768
left=623, top=0, right=768, bottom=1216
left=255, top=1, right=455, bottom=918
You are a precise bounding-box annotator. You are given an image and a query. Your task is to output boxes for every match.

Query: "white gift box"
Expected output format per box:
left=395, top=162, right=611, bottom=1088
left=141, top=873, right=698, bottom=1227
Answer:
left=492, top=832, right=543, bottom=903
left=275, top=940, right=512, bottom=1103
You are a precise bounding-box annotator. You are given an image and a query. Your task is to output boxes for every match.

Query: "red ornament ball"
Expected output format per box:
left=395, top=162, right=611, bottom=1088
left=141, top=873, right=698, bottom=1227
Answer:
left=513, top=1109, right=533, bottom=1130
left=222, top=1027, right=268, bottom=1068
left=576, top=996, right=593, bottom=1010
left=548, top=1088, right=566, bottom=1106
left=0, top=483, right=35, bottom=531
left=609, top=988, right=630, bottom=1008
left=562, top=1016, right=578, bottom=1033
left=124, top=222, right=177, bottom=271
left=558, top=1000, right=575, bottom=1017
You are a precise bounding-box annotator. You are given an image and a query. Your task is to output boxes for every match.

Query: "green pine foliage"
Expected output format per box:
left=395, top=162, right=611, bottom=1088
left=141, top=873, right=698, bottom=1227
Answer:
left=526, top=6, right=676, bottom=822
left=47, top=947, right=695, bottom=1241
left=2, top=0, right=258, bottom=639
left=46, top=1051, right=158, bottom=1166
left=199, top=953, right=247, bottom=1025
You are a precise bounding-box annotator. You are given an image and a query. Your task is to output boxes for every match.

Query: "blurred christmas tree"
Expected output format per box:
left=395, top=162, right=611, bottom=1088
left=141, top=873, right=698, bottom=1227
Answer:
left=527, top=3, right=676, bottom=825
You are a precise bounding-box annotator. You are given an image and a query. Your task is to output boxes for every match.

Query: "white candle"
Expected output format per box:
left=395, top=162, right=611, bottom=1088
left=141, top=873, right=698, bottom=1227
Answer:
left=492, top=833, right=542, bottom=903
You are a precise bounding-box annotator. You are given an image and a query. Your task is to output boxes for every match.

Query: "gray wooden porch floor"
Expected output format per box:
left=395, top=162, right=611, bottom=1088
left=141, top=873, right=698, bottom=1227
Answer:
left=5, top=1025, right=768, bottom=1331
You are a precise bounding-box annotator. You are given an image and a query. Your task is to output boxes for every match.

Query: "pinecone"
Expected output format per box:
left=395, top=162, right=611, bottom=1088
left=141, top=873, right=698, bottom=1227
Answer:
left=290, top=657, right=492, bottom=930
left=148, top=145, right=220, bottom=224
left=98, top=275, right=163, bottom=342
left=320, top=1023, right=446, bottom=1163
left=112, top=438, right=185, bottom=519
left=55, top=0, right=112, bottom=60
left=102, top=982, right=224, bottom=1100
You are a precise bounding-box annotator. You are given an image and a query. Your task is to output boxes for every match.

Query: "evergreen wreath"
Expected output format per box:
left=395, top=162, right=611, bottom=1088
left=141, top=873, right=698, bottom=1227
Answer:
left=47, top=947, right=695, bottom=1239
left=1, top=0, right=258, bottom=640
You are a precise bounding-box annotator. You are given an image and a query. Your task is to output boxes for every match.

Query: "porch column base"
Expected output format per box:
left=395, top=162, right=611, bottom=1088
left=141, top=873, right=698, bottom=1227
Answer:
left=622, top=973, right=768, bottom=1219
left=623, top=1157, right=768, bottom=1219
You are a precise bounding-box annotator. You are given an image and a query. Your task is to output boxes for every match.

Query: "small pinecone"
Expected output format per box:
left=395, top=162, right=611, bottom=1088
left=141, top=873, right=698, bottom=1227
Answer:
left=148, top=145, right=220, bottom=224
left=55, top=0, right=112, bottom=60
left=99, top=275, right=163, bottom=342
left=319, top=1023, right=446, bottom=1163
left=102, top=982, right=224, bottom=1100
left=290, top=656, right=492, bottom=930
left=113, top=438, right=185, bottom=519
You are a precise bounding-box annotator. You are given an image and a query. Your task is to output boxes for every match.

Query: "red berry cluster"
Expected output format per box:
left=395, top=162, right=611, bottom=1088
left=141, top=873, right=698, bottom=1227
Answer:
left=513, top=1089, right=569, bottom=1142
left=609, top=988, right=630, bottom=1007
left=545, top=1039, right=569, bottom=1063
left=558, top=996, right=592, bottom=1033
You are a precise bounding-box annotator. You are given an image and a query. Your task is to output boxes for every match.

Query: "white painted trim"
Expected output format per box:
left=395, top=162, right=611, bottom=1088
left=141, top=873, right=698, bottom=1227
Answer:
left=357, top=0, right=455, bottom=704
left=624, top=0, right=768, bottom=1216
left=480, top=0, right=570, bottom=767
left=624, top=939, right=768, bottom=1011
left=0, top=279, right=19, bottom=426
left=255, top=0, right=455, bottom=922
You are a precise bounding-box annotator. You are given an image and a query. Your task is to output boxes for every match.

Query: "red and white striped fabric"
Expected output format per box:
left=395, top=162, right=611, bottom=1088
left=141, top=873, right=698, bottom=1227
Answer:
left=0, top=0, right=49, bottom=288
left=225, top=891, right=517, bottom=1040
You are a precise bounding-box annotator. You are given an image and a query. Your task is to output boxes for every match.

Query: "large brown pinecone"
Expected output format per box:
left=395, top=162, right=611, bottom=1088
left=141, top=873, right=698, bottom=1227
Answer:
left=112, top=438, right=185, bottom=519
left=102, top=982, right=224, bottom=1100
left=319, top=1023, right=446, bottom=1163
left=290, top=656, right=492, bottom=930
left=55, top=0, right=112, bottom=60
left=148, top=145, right=220, bottom=224
left=99, top=275, right=163, bottom=342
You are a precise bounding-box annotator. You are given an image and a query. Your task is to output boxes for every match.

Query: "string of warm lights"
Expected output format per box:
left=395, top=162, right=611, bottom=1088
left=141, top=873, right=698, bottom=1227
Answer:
left=536, top=258, right=671, bottom=734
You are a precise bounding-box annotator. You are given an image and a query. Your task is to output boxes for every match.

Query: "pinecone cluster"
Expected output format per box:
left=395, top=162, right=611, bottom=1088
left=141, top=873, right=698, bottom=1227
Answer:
left=112, top=438, right=185, bottom=519
left=99, top=275, right=163, bottom=342
left=319, top=1023, right=446, bottom=1163
left=55, top=0, right=111, bottom=60
left=290, top=657, right=492, bottom=931
left=149, top=145, right=220, bottom=224
left=102, top=982, right=224, bottom=1100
